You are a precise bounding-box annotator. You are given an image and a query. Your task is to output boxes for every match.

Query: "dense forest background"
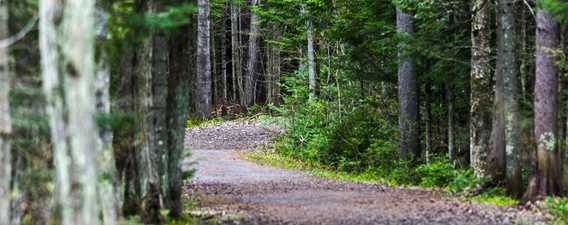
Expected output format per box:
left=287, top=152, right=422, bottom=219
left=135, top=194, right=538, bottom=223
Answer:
left=1, top=0, right=568, bottom=224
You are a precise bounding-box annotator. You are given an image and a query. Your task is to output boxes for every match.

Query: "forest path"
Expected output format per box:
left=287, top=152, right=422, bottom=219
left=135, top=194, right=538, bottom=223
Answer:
left=184, top=120, right=546, bottom=225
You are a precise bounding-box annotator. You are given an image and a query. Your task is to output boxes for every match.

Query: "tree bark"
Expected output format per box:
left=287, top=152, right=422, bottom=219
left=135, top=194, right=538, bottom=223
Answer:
left=0, top=0, right=12, bottom=223
left=166, top=25, right=191, bottom=218
left=95, top=53, right=119, bottom=225
left=230, top=1, right=241, bottom=104
left=491, top=0, right=506, bottom=180
left=498, top=0, right=522, bottom=196
left=470, top=0, right=493, bottom=178
left=220, top=6, right=228, bottom=104
left=306, top=8, right=317, bottom=101
left=266, top=24, right=281, bottom=105
left=425, top=81, right=432, bottom=163
left=396, top=7, right=420, bottom=160
left=524, top=7, right=562, bottom=201
left=40, top=0, right=102, bottom=223
left=196, top=0, right=213, bottom=117
left=244, top=0, right=260, bottom=106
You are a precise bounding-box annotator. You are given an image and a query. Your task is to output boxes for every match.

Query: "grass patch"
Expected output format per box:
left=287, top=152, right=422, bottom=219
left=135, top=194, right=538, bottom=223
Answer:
left=242, top=150, right=383, bottom=183
left=186, top=117, right=225, bottom=128
left=243, top=150, right=519, bottom=206
left=470, top=191, right=519, bottom=206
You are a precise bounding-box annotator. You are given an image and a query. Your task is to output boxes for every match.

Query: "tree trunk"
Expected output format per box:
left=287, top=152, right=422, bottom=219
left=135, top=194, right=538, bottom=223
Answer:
left=498, top=0, right=522, bottom=196
left=95, top=53, right=118, bottom=225
left=396, top=7, right=420, bottom=160
left=470, top=0, right=493, bottom=178
left=266, top=24, right=281, bottom=105
left=446, top=76, right=456, bottom=164
left=0, top=0, right=12, bottom=223
left=40, top=0, right=102, bottom=223
left=425, top=81, right=432, bottom=163
left=244, top=0, right=260, bottom=106
left=491, top=0, right=506, bottom=180
left=132, top=1, right=163, bottom=223
left=524, top=7, right=562, bottom=201
left=166, top=24, right=191, bottom=218
left=112, top=49, right=139, bottom=217
left=220, top=6, right=228, bottom=104
left=230, top=1, right=241, bottom=104
left=306, top=9, right=317, bottom=101
left=196, top=0, right=212, bottom=117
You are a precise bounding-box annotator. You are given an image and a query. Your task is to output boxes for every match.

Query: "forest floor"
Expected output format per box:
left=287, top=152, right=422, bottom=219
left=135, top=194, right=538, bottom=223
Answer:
left=183, top=119, right=549, bottom=225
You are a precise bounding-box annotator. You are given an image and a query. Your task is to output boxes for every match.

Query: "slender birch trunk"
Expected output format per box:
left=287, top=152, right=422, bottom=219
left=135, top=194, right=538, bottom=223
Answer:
left=0, top=0, right=12, bottom=223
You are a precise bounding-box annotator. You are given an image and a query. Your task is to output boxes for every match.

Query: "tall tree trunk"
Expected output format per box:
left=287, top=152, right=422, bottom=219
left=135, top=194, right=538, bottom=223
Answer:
left=491, top=0, right=506, bottom=180
left=133, top=1, right=163, bottom=223
left=524, top=7, right=562, bottom=201
left=40, top=0, right=102, bottom=223
left=0, top=0, right=12, bottom=223
left=498, top=0, right=522, bottom=196
left=230, top=1, right=241, bottom=104
left=306, top=9, right=317, bottom=101
left=196, top=0, right=212, bottom=117
left=113, top=49, right=139, bottom=216
left=447, top=75, right=456, bottom=164
left=562, top=23, right=568, bottom=195
left=94, top=6, right=119, bottom=223
left=40, top=0, right=71, bottom=223
left=266, top=25, right=281, bottom=105
left=425, top=81, right=433, bottom=163
left=396, top=7, right=420, bottom=160
left=95, top=54, right=118, bottom=225
left=166, top=25, right=191, bottom=218
left=220, top=6, right=228, bottom=104
left=244, top=0, right=260, bottom=106
left=470, top=0, right=493, bottom=178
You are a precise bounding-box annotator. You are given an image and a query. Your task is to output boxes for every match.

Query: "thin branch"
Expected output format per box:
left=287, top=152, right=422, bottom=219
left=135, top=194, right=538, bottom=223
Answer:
left=522, top=0, right=536, bottom=20
left=0, top=15, right=38, bottom=49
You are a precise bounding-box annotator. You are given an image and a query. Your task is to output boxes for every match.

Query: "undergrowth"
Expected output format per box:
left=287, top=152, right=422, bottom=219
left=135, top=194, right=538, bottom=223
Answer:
left=254, top=96, right=519, bottom=206
left=546, top=197, right=568, bottom=225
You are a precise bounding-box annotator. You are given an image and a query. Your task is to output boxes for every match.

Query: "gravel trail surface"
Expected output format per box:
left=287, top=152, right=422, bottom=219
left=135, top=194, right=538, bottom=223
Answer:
left=184, top=120, right=547, bottom=225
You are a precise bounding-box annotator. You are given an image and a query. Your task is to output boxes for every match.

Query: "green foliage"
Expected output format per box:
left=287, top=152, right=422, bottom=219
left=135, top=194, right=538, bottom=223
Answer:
left=542, top=0, right=568, bottom=23
left=415, top=158, right=456, bottom=187
left=546, top=197, right=568, bottom=224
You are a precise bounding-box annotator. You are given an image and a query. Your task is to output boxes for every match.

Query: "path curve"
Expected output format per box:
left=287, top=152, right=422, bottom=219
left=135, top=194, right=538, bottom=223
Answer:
left=184, top=120, right=546, bottom=225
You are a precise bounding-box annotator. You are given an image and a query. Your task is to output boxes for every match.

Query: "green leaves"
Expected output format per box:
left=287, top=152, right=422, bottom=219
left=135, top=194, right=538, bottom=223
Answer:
left=541, top=0, right=568, bottom=23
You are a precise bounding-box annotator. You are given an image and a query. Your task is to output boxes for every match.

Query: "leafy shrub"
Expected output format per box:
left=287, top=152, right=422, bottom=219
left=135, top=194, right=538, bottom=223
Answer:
left=446, top=169, right=490, bottom=194
left=416, top=158, right=456, bottom=187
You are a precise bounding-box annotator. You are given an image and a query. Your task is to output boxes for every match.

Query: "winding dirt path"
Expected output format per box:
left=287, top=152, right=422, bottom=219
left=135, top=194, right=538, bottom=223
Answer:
left=184, top=120, right=547, bottom=225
